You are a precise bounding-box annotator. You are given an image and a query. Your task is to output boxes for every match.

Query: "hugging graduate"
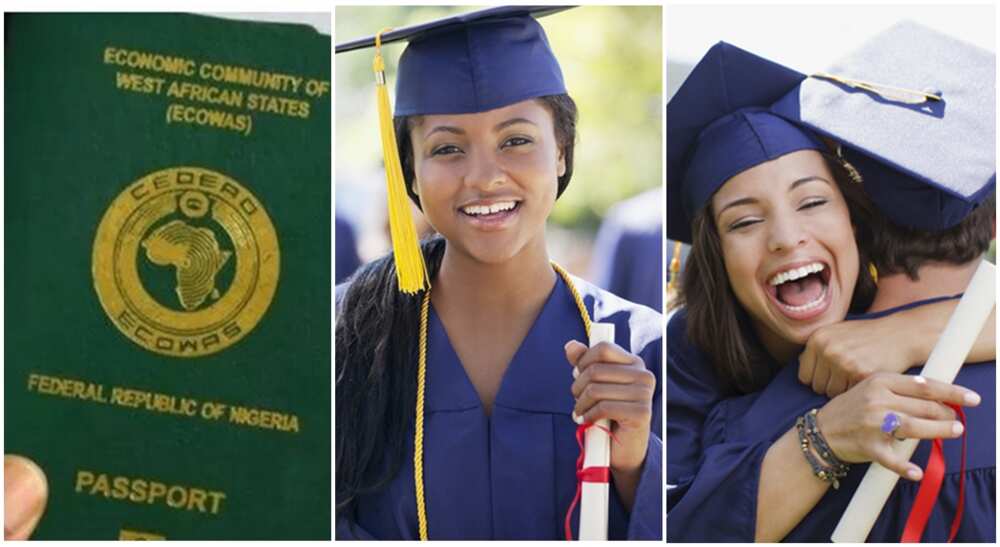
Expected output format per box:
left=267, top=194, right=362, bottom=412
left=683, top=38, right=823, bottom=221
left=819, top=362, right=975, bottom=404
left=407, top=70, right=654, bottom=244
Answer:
left=666, top=20, right=995, bottom=542
left=334, top=6, right=663, bottom=540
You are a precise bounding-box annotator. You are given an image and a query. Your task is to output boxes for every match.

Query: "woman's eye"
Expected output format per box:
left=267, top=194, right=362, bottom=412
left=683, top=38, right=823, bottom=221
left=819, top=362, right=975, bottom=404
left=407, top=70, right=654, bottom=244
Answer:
left=728, top=218, right=762, bottom=231
left=799, top=197, right=828, bottom=210
left=501, top=136, right=532, bottom=148
left=431, top=144, right=462, bottom=156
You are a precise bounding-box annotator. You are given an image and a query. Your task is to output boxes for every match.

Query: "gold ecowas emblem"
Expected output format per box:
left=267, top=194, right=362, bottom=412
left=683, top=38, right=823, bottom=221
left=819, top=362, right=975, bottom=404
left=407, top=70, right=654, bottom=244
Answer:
left=93, top=167, right=279, bottom=357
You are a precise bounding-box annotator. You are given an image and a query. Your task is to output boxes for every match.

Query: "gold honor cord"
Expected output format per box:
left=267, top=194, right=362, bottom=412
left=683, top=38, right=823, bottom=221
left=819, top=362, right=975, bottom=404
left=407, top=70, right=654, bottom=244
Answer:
left=415, top=292, right=430, bottom=541
left=810, top=72, right=942, bottom=105
left=374, top=29, right=429, bottom=294
left=414, top=263, right=592, bottom=540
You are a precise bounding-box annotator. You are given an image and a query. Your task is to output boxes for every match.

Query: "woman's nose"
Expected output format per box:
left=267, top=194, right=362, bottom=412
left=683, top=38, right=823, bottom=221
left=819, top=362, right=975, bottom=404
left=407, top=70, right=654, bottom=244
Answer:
left=767, top=213, right=808, bottom=253
left=464, top=148, right=505, bottom=190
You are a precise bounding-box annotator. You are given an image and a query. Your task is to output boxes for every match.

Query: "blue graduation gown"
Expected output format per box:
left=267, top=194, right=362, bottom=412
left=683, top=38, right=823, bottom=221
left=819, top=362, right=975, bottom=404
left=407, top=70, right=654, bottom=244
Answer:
left=337, top=275, right=663, bottom=540
left=667, top=297, right=995, bottom=542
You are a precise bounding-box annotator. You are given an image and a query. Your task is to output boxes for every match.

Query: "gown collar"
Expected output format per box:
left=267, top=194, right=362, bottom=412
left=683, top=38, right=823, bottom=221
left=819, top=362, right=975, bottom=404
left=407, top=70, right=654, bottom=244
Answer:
left=424, top=274, right=586, bottom=415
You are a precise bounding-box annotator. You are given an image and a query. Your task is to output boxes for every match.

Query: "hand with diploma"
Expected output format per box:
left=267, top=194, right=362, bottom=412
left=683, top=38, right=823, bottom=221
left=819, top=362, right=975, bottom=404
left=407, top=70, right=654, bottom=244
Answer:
left=5, top=455, right=47, bottom=540
left=565, top=340, right=656, bottom=509
left=815, top=373, right=981, bottom=480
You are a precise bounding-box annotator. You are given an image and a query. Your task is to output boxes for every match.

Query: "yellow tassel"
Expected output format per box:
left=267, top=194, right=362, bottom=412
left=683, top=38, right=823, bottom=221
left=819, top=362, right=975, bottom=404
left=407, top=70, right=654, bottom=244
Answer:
left=665, top=241, right=683, bottom=307
left=374, top=29, right=429, bottom=294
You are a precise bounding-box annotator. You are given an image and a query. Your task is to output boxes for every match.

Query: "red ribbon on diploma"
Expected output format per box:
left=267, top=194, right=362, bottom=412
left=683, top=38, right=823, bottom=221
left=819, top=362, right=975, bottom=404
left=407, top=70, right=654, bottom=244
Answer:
left=564, top=422, right=617, bottom=541
left=901, top=404, right=967, bottom=542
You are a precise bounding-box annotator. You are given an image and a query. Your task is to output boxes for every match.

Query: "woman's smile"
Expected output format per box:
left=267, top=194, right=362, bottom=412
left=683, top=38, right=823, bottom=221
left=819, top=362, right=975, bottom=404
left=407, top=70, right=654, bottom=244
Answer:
left=457, top=197, right=523, bottom=231
left=762, top=259, right=833, bottom=320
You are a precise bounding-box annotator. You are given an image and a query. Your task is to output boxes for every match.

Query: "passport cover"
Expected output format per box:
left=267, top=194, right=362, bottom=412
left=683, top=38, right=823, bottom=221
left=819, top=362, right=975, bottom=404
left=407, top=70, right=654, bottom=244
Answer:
left=5, top=12, right=331, bottom=539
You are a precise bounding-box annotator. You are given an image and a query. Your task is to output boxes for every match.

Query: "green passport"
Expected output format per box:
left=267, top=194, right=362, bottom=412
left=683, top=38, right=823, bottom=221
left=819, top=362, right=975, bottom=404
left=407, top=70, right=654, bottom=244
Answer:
left=5, top=13, right=331, bottom=539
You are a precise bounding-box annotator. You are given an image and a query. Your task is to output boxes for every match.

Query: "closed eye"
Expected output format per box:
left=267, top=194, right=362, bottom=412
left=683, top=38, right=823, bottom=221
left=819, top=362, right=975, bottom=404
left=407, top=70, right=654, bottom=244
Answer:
left=799, top=197, right=828, bottom=210
left=728, top=217, right=763, bottom=231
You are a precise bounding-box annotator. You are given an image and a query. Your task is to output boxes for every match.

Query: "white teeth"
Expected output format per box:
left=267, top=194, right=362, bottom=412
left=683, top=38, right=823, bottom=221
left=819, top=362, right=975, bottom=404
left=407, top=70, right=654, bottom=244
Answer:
left=779, top=285, right=829, bottom=312
left=462, top=201, right=516, bottom=216
left=768, top=262, right=825, bottom=286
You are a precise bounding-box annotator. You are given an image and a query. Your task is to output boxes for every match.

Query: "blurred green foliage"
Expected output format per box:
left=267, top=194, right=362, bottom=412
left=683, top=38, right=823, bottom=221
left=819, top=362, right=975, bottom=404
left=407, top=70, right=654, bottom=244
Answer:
left=335, top=5, right=662, bottom=233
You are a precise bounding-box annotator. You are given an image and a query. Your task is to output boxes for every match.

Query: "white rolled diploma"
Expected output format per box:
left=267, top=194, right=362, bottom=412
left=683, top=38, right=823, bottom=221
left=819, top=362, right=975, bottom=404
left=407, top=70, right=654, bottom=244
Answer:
left=578, top=322, right=615, bottom=540
left=831, top=260, right=996, bottom=542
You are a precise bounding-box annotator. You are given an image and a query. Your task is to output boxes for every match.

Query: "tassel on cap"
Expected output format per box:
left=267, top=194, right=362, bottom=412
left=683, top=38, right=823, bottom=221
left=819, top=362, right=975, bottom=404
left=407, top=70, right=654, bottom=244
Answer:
left=374, top=28, right=429, bottom=294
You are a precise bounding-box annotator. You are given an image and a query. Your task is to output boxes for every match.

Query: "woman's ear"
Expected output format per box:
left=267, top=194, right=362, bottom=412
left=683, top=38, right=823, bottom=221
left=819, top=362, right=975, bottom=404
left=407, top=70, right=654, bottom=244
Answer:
left=411, top=180, right=420, bottom=196
left=557, top=148, right=567, bottom=178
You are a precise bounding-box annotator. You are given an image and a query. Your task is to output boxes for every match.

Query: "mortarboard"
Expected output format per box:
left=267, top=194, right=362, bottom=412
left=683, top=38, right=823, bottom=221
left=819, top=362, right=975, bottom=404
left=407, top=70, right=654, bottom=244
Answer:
left=336, top=6, right=572, bottom=293
left=336, top=6, right=570, bottom=116
left=666, top=43, right=827, bottom=244
left=772, top=21, right=996, bottom=232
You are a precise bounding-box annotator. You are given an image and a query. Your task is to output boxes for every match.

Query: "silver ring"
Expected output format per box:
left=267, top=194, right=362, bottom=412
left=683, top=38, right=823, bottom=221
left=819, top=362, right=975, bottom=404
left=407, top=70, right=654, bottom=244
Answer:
left=881, top=411, right=905, bottom=441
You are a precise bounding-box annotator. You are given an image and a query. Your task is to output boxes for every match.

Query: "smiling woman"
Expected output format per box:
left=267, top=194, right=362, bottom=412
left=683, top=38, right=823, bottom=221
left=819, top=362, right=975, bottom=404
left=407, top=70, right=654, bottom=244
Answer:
left=710, top=150, right=862, bottom=367
left=334, top=6, right=662, bottom=541
left=399, top=98, right=571, bottom=266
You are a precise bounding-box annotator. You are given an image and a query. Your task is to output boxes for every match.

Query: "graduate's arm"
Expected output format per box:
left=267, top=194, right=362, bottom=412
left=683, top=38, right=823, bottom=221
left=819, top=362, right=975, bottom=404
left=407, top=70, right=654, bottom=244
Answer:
left=755, top=425, right=829, bottom=541
left=799, top=302, right=995, bottom=397
left=755, top=373, right=978, bottom=541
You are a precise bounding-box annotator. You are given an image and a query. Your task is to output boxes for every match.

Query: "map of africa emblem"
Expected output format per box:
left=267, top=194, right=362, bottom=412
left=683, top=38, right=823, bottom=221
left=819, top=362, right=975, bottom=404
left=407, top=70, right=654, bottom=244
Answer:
left=93, top=167, right=280, bottom=357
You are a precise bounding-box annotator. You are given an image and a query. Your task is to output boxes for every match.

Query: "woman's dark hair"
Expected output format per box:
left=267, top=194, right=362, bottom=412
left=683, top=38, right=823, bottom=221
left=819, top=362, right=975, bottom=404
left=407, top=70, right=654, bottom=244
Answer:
left=336, top=94, right=578, bottom=520
left=676, top=154, right=878, bottom=394
left=394, top=93, right=578, bottom=207
left=335, top=236, right=446, bottom=519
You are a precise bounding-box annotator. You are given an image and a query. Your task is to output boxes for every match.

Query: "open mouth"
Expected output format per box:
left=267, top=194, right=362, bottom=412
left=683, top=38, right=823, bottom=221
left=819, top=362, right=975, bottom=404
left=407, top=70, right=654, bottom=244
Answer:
left=459, top=200, right=521, bottom=227
left=764, top=261, right=833, bottom=319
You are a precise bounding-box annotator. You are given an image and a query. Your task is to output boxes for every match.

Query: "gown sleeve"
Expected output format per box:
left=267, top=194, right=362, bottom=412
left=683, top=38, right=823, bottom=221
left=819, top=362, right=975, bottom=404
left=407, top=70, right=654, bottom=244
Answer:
left=625, top=431, right=664, bottom=539
left=666, top=310, right=731, bottom=502
left=667, top=396, right=774, bottom=541
left=666, top=311, right=792, bottom=541
left=622, top=306, right=665, bottom=540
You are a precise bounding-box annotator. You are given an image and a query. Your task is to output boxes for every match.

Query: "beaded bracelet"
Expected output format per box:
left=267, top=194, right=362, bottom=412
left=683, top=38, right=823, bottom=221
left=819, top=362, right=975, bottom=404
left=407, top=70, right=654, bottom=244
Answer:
left=796, top=409, right=850, bottom=489
left=804, top=409, right=850, bottom=471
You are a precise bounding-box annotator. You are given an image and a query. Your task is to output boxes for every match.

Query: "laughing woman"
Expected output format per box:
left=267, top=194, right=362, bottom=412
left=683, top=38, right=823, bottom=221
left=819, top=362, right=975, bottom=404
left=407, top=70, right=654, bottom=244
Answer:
left=334, top=7, right=662, bottom=540
left=666, top=42, right=994, bottom=542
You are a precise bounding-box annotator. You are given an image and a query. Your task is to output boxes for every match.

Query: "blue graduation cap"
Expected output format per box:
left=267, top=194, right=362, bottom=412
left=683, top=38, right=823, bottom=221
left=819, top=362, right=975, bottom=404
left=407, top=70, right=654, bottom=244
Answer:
left=772, top=21, right=996, bottom=231
left=336, top=6, right=570, bottom=116
left=666, top=43, right=827, bottom=244
left=335, top=6, right=572, bottom=293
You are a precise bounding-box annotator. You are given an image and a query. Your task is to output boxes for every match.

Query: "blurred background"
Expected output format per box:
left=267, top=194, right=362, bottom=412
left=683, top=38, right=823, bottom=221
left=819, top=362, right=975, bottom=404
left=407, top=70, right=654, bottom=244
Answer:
left=335, top=5, right=663, bottom=308
left=665, top=4, right=997, bottom=292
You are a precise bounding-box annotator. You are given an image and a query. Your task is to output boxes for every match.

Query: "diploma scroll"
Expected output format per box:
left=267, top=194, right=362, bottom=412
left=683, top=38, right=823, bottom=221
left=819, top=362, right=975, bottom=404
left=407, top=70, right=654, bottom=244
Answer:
left=831, top=260, right=996, bottom=542
left=579, top=322, right=615, bottom=540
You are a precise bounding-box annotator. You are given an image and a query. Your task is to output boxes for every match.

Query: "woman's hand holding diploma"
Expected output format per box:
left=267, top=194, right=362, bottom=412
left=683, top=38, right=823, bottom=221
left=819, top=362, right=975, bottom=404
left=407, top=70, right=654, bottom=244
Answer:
left=815, top=373, right=980, bottom=479
left=565, top=339, right=656, bottom=510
